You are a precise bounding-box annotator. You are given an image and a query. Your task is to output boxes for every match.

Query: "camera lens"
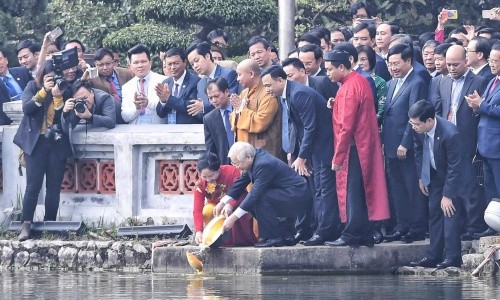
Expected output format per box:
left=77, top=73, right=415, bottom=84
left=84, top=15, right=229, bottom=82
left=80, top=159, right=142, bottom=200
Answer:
left=74, top=100, right=86, bottom=113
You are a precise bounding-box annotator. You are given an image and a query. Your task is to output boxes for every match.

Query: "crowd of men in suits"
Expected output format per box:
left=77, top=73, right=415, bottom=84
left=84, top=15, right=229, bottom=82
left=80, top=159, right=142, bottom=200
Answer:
left=1, top=1, right=500, bottom=268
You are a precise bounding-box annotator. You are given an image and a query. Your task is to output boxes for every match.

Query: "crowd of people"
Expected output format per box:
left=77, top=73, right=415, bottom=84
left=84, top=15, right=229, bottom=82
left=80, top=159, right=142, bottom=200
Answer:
left=1, top=2, right=500, bottom=269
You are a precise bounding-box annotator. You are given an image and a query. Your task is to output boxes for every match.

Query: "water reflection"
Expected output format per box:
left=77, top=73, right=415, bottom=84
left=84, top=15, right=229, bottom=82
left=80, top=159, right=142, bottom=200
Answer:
left=0, top=271, right=498, bottom=299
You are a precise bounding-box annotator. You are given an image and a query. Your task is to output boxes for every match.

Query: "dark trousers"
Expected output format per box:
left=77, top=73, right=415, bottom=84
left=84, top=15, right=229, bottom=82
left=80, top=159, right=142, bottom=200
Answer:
left=311, top=157, right=341, bottom=239
left=483, top=158, right=500, bottom=204
left=295, top=175, right=315, bottom=237
left=427, top=171, right=462, bottom=263
left=254, top=187, right=310, bottom=239
left=386, top=153, right=427, bottom=234
left=459, top=156, right=487, bottom=233
left=22, top=136, right=68, bottom=222
left=340, top=146, right=371, bottom=244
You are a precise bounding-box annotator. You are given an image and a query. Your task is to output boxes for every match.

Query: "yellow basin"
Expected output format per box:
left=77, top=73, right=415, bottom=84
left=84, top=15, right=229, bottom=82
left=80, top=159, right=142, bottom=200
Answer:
left=201, top=215, right=226, bottom=248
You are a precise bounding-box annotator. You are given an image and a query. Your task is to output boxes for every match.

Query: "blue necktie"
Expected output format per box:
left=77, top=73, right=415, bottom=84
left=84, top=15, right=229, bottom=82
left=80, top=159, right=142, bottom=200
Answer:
left=2, top=77, right=19, bottom=99
left=224, top=110, right=234, bottom=147
left=421, top=134, right=431, bottom=186
left=281, top=97, right=293, bottom=153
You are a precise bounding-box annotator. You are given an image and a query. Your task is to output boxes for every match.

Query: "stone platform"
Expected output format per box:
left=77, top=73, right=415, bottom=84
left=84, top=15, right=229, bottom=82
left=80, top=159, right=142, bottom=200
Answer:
left=153, top=240, right=453, bottom=275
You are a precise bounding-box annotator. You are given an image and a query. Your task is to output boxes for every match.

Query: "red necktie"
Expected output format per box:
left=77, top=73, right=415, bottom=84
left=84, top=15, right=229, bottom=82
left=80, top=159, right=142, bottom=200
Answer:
left=489, top=78, right=499, bottom=96
left=107, top=76, right=121, bottom=103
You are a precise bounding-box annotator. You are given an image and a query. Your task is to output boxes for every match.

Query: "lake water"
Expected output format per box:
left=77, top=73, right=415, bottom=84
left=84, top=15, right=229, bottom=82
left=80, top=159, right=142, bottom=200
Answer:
left=1, top=271, right=499, bottom=299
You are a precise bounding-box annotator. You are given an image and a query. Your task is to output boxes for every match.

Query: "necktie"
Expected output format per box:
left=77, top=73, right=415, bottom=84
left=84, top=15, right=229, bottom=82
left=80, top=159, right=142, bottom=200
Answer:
left=281, top=97, right=293, bottom=153
left=448, top=78, right=462, bottom=125
left=421, top=134, right=431, bottom=187
left=173, top=83, right=179, bottom=97
left=489, top=78, right=499, bottom=96
left=107, top=76, right=121, bottom=103
left=392, top=79, right=403, bottom=100
left=139, top=78, right=146, bottom=115
left=2, top=77, right=19, bottom=99
left=223, top=110, right=234, bottom=147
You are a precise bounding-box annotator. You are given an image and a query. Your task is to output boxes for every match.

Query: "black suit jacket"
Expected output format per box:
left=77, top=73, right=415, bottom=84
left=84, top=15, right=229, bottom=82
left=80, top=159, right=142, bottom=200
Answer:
left=374, top=53, right=391, bottom=81
left=413, top=61, right=432, bottom=87
left=414, top=116, right=462, bottom=199
left=382, top=70, right=428, bottom=158
left=476, top=65, right=494, bottom=82
left=308, top=76, right=338, bottom=101
left=285, top=80, right=333, bottom=162
left=197, top=65, right=238, bottom=116
left=429, top=75, right=443, bottom=109
left=435, top=72, right=488, bottom=157
left=314, top=67, right=327, bottom=76
left=227, top=148, right=309, bottom=212
left=0, top=67, right=32, bottom=125
left=203, top=107, right=231, bottom=165
left=156, top=69, right=201, bottom=124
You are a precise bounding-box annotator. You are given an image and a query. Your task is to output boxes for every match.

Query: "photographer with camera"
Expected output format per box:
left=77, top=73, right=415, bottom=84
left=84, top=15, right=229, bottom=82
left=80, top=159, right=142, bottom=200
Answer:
left=13, top=60, right=74, bottom=242
left=61, top=80, right=116, bottom=131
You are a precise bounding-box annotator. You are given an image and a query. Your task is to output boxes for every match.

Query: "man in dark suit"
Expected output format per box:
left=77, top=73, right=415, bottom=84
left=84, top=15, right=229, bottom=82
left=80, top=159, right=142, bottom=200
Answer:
left=382, top=44, right=428, bottom=243
left=216, top=142, right=311, bottom=247
left=409, top=100, right=463, bottom=269
left=466, top=44, right=500, bottom=238
left=352, top=22, right=391, bottom=81
left=429, top=43, right=452, bottom=107
left=155, top=47, right=201, bottom=124
left=281, top=58, right=338, bottom=101
left=203, top=78, right=233, bottom=165
left=90, top=48, right=133, bottom=124
left=261, top=65, right=341, bottom=246
left=186, top=42, right=238, bottom=118
left=388, top=34, right=432, bottom=86
left=435, top=45, right=489, bottom=240
left=466, top=37, right=494, bottom=81
left=0, top=49, right=32, bottom=125
left=298, top=44, right=326, bottom=76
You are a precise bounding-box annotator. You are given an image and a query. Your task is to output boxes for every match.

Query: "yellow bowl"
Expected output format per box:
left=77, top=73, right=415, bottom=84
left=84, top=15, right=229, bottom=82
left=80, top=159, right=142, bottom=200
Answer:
left=201, top=215, right=226, bottom=248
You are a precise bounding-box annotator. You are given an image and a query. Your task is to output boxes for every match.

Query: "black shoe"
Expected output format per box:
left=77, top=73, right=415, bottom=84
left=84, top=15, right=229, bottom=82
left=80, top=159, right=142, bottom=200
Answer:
left=473, top=228, right=497, bottom=239
left=302, top=234, right=326, bottom=246
left=362, top=236, right=375, bottom=247
left=436, top=259, right=461, bottom=269
left=372, top=228, right=384, bottom=244
left=401, top=232, right=426, bottom=243
left=294, top=232, right=312, bottom=244
left=18, top=221, right=31, bottom=242
left=409, top=257, right=438, bottom=268
left=461, top=231, right=479, bottom=241
left=284, top=236, right=297, bottom=246
left=325, top=238, right=348, bottom=247
left=254, top=238, right=285, bottom=248
left=384, top=230, right=407, bottom=242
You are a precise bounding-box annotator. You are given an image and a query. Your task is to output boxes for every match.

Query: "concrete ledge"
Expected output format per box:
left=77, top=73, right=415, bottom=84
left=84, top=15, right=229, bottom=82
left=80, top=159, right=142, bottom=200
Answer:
left=152, top=241, right=431, bottom=275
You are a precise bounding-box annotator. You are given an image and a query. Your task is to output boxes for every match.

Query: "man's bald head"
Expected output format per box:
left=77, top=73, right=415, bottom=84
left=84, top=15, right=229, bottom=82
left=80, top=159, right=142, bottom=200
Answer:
left=446, top=45, right=468, bottom=79
left=236, top=59, right=261, bottom=88
left=446, top=45, right=466, bottom=60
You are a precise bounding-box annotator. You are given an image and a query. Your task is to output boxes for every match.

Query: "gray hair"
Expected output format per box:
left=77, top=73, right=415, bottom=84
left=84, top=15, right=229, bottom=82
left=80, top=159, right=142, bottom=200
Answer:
left=390, top=34, right=412, bottom=46
left=228, top=142, right=256, bottom=161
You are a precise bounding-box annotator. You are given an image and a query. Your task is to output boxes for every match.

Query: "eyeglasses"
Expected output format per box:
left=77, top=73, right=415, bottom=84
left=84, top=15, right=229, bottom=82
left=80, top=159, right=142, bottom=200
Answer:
left=465, top=49, right=478, bottom=53
left=488, top=59, right=500, bottom=64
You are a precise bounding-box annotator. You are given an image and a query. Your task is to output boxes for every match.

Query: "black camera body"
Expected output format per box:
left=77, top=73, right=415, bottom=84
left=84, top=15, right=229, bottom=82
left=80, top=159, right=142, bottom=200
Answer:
left=74, top=97, right=87, bottom=113
left=45, top=124, right=63, bottom=141
left=52, top=47, right=79, bottom=91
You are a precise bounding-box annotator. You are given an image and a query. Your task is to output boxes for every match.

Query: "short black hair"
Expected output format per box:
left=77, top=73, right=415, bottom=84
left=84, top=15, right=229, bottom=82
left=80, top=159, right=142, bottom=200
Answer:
left=333, top=42, right=358, bottom=63
left=356, top=45, right=376, bottom=72
left=418, top=32, right=436, bottom=49
left=408, top=100, right=435, bottom=122
left=71, top=79, right=93, bottom=94
left=282, top=57, right=305, bottom=70
left=434, top=43, right=452, bottom=56
left=310, top=26, right=331, bottom=43
left=165, top=47, right=187, bottom=61
left=348, top=1, right=372, bottom=18
left=443, top=37, right=463, bottom=46
left=298, top=44, right=323, bottom=60
left=449, top=27, right=467, bottom=36
left=63, top=39, right=86, bottom=53
left=94, top=48, right=114, bottom=61
left=127, top=44, right=150, bottom=61
left=380, top=22, right=400, bottom=36
left=261, top=65, right=287, bottom=80
left=186, top=41, right=212, bottom=61
left=352, top=23, right=376, bottom=39
left=205, top=77, right=229, bottom=94
left=298, top=33, right=321, bottom=47
left=470, top=36, right=491, bottom=60
left=196, top=152, right=221, bottom=172
left=248, top=36, right=270, bottom=50
left=492, top=43, right=500, bottom=52
left=16, top=39, right=41, bottom=55
left=207, top=29, right=230, bottom=44
left=388, top=43, right=413, bottom=63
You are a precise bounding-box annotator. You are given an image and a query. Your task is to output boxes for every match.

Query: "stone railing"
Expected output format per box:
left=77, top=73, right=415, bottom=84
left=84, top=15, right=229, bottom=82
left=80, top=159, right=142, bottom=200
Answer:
left=1, top=100, right=205, bottom=228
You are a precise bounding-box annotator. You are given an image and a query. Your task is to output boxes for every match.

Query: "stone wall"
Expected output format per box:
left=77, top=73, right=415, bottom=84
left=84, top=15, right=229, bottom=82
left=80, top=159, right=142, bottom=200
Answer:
left=0, top=240, right=151, bottom=271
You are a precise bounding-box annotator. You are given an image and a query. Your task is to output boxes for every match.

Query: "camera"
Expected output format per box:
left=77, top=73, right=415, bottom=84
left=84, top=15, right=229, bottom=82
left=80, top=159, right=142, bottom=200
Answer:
left=45, top=124, right=63, bottom=141
left=74, top=97, right=87, bottom=113
left=52, top=47, right=79, bottom=91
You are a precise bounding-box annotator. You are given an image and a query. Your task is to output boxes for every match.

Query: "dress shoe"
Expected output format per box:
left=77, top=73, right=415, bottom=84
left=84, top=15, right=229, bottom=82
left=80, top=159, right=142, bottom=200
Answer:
left=401, top=232, right=426, bottom=243
left=409, top=257, right=438, bottom=268
left=254, top=238, right=285, bottom=248
left=372, top=228, right=384, bottom=244
left=384, top=230, right=407, bottom=242
left=284, top=236, right=297, bottom=246
left=473, top=228, right=497, bottom=239
left=325, top=237, right=350, bottom=247
left=18, top=221, right=31, bottom=242
left=361, top=236, right=375, bottom=247
left=302, top=234, right=326, bottom=246
left=436, top=259, right=461, bottom=269
left=461, top=231, right=479, bottom=241
left=294, top=232, right=312, bottom=244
